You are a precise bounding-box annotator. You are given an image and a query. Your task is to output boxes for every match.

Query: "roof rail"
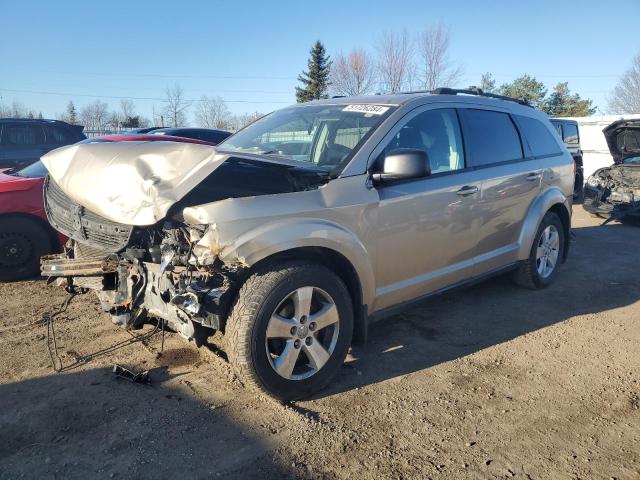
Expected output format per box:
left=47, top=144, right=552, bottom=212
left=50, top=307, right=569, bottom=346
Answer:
left=430, top=86, right=532, bottom=107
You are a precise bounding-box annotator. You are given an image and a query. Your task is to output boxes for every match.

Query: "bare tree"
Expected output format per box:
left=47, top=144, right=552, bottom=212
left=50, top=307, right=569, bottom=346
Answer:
left=10, top=101, right=27, bottom=118
left=375, top=30, right=414, bottom=93
left=194, top=95, right=232, bottom=129
left=229, top=111, right=264, bottom=131
left=106, top=112, right=121, bottom=130
left=608, top=53, right=640, bottom=114
left=163, top=84, right=190, bottom=127
left=151, top=104, right=164, bottom=127
left=120, top=99, right=135, bottom=119
left=417, top=23, right=463, bottom=91
left=80, top=100, right=109, bottom=130
left=330, top=48, right=377, bottom=96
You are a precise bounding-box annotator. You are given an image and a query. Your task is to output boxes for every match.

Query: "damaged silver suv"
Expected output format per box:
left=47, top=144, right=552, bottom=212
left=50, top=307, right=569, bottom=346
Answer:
left=41, top=88, right=573, bottom=400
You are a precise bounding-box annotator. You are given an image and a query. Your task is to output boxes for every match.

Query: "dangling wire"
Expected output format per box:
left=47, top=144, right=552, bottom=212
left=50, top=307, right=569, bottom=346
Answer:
left=44, top=294, right=161, bottom=373
left=45, top=293, right=76, bottom=372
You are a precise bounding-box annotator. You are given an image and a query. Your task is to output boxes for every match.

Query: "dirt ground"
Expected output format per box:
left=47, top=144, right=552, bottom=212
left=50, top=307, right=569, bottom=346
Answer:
left=0, top=205, right=639, bottom=480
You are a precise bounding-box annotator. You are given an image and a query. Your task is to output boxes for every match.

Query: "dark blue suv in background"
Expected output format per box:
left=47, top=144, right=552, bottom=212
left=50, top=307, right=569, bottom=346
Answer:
left=0, top=119, right=86, bottom=170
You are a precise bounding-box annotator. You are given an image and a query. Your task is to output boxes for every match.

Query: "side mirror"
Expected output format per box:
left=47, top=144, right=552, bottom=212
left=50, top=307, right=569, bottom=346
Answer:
left=371, top=148, right=430, bottom=184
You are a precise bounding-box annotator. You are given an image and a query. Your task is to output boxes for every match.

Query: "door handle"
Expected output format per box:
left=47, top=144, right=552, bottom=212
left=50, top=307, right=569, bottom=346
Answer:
left=456, top=185, right=479, bottom=196
left=526, top=171, right=543, bottom=181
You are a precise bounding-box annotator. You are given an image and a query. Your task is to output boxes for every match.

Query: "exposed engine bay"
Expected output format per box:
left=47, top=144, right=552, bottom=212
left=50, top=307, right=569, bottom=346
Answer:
left=583, top=119, right=640, bottom=223
left=40, top=156, right=331, bottom=343
left=583, top=166, right=640, bottom=222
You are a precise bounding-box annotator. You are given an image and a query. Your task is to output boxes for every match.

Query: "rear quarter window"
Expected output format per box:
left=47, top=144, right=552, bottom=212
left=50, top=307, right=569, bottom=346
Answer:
left=459, top=109, right=523, bottom=167
left=516, top=115, right=563, bottom=157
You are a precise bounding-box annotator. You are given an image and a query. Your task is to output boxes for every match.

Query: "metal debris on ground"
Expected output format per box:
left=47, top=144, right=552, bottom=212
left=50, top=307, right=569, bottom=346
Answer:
left=112, top=364, right=151, bottom=384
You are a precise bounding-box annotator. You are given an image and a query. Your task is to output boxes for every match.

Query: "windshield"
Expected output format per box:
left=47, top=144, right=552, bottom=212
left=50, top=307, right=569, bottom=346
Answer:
left=623, top=156, right=640, bottom=165
left=220, top=104, right=396, bottom=173
left=13, top=160, right=48, bottom=178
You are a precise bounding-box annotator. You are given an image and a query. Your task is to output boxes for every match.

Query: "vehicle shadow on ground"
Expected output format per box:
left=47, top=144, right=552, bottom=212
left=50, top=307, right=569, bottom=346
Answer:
left=0, top=368, right=291, bottom=479
left=320, top=222, right=640, bottom=398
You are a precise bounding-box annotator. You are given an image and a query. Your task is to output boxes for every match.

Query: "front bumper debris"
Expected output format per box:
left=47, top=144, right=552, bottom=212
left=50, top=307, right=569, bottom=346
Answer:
left=40, top=251, right=238, bottom=342
left=41, top=254, right=124, bottom=277
left=583, top=185, right=640, bottom=224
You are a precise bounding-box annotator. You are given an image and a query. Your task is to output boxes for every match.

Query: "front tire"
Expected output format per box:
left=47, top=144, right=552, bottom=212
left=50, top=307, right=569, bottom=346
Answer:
left=225, top=261, right=353, bottom=401
left=513, top=211, right=565, bottom=289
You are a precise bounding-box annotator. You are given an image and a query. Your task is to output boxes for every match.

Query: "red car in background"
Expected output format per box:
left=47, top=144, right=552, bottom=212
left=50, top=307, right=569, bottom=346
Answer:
left=0, top=134, right=221, bottom=281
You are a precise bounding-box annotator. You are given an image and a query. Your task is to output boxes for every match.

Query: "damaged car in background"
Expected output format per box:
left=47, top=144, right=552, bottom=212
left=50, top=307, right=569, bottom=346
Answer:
left=584, top=119, right=640, bottom=224
left=40, top=90, right=574, bottom=400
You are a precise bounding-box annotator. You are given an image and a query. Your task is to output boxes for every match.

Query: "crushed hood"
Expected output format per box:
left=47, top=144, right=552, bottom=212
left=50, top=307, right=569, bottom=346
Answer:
left=41, top=142, right=328, bottom=226
left=42, top=141, right=228, bottom=225
left=603, top=119, right=640, bottom=163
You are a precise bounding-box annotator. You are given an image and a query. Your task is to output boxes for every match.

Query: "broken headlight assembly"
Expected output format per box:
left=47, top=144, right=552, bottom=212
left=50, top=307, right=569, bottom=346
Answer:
left=586, top=176, right=602, bottom=187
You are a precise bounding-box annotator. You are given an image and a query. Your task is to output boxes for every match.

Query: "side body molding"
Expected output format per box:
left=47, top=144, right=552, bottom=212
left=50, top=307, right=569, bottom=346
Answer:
left=516, top=187, right=572, bottom=261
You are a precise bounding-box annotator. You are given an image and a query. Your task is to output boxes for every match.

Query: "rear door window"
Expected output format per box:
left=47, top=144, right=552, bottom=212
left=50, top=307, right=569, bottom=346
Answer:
left=1, top=124, right=46, bottom=146
left=459, top=109, right=523, bottom=167
left=516, top=115, right=563, bottom=157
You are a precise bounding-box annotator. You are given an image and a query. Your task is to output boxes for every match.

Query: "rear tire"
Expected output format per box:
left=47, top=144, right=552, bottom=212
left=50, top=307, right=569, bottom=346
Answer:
left=225, top=260, right=353, bottom=401
left=0, top=217, right=52, bottom=282
left=513, top=211, right=565, bottom=289
left=573, top=173, right=584, bottom=203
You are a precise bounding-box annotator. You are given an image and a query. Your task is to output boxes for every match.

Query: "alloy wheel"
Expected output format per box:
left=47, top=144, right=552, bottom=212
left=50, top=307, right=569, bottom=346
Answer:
left=536, top=225, right=560, bottom=279
left=265, top=286, right=340, bottom=380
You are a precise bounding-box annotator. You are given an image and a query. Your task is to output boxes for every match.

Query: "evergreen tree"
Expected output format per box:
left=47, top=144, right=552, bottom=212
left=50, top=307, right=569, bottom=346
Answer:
left=545, top=82, right=596, bottom=117
left=66, top=100, right=78, bottom=124
left=121, top=115, right=141, bottom=128
left=479, top=73, right=496, bottom=93
left=498, top=74, right=547, bottom=109
left=296, top=41, right=331, bottom=102
left=37, top=112, right=43, bottom=119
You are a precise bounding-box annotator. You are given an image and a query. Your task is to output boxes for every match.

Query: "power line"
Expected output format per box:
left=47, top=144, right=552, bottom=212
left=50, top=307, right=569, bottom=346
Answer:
left=38, top=70, right=298, bottom=81
left=468, top=72, right=619, bottom=79
left=0, top=87, right=292, bottom=105
left=39, top=69, right=620, bottom=80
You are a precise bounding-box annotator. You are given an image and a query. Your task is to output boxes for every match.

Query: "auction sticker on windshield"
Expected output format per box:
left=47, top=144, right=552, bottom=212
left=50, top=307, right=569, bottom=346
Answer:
left=343, top=104, right=390, bottom=115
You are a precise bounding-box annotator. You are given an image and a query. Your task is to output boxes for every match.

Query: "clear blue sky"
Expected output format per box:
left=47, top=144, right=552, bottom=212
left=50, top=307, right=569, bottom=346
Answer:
left=1, top=0, right=638, bottom=122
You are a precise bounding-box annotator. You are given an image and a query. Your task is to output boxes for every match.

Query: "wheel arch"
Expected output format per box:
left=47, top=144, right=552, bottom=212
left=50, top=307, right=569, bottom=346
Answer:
left=249, top=246, right=367, bottom=344
left=517, top=188, right=572, bottom=263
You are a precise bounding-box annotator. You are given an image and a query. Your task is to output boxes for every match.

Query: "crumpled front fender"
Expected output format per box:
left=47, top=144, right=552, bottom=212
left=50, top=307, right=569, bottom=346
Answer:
left=194, top=216, right=377, bottom=308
